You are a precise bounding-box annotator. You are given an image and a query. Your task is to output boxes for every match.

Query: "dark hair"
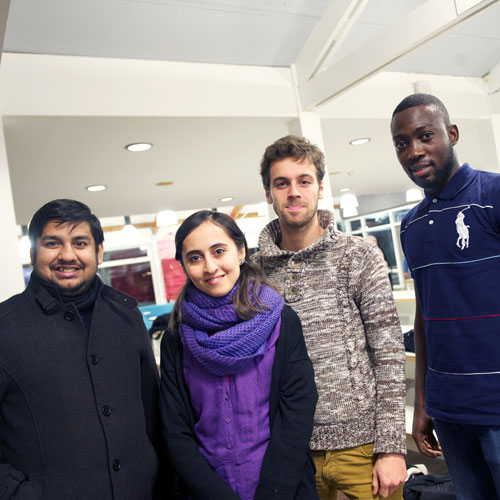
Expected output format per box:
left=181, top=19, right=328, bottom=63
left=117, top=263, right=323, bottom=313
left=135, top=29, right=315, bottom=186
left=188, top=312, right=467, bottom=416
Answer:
left=169, top=210, right=275, bottom=332
left=392, top=93, right=451, bottom=128
left=29, top=199, right=104, bottom=257
left=260, top=135, right=325, bottom=190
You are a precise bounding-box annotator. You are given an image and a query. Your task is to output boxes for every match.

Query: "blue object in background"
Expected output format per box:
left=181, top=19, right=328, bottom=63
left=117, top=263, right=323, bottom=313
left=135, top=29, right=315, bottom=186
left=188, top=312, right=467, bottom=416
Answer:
left=139, top=303, right=175, bottom=330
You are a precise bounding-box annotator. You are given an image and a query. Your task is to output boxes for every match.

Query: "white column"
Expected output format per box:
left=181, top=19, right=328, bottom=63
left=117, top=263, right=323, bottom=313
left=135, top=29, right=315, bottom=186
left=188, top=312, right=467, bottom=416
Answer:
left=0, top=119, right=25, bottom=300
left=0, top=0, right=24, bottom=301
left=287, top=111, right=334, bottom=211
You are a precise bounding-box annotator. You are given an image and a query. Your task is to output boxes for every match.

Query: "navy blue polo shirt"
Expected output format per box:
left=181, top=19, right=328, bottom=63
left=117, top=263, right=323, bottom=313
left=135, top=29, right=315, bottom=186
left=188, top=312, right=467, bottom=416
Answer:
left=401, top=164, right=500, bottom=425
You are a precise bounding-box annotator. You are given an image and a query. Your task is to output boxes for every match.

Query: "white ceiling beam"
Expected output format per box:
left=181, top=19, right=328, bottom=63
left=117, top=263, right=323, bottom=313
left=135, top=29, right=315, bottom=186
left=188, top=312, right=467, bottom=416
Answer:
left=294, top=0, right=369, bottom=87
left=299, top=0, right=499, bottom=110
left=484, top=60, right=500, bottom=96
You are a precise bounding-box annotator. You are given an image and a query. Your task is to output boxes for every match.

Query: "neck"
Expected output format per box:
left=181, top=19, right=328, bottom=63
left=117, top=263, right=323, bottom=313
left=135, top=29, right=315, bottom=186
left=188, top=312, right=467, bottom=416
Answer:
left=279, top=214, right=324, bottom=252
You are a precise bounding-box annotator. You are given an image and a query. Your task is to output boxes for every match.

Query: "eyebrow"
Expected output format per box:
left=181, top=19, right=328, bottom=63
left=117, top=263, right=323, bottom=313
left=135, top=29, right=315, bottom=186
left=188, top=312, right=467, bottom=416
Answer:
left=184, top=242, right=228, bottom=258
left=40, top=235, right=91, bottom=242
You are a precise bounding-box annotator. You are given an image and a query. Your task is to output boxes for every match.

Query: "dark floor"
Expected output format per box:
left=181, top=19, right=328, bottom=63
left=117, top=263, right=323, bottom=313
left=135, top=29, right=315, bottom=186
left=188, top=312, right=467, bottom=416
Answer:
left=337, top=438, right=448, bottom=500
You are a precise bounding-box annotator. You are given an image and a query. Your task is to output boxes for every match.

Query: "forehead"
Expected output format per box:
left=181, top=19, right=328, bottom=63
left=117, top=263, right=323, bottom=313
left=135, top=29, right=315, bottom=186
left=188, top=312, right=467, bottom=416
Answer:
left=269, top=157, right=316, bottom=180
left=391, top=105, right=446, bottom=136
left=182, top=221, right=233, bottom=251
left=40, top=220, right=94, bottom=239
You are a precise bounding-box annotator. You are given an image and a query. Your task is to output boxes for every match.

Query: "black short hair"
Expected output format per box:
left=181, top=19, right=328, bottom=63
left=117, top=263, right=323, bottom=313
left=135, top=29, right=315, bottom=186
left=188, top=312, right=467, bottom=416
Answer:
left=29, top=199, right=104, bottom=256
left=392, top=93, right=451, bottom=128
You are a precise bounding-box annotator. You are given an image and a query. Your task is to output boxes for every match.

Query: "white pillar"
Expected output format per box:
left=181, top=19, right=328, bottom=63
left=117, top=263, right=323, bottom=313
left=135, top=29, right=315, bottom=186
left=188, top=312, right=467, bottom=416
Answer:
left=287, top=111, right=334, bottom=211
left=0, top=0, right=24, bottom=301
left=0, top=119, right=25, bottom=300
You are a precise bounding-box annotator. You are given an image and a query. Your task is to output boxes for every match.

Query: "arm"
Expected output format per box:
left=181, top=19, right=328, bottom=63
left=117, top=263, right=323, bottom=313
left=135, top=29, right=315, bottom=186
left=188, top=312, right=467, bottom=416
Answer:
left=254, top=309, right=318, bottom=499
left=411, top=293, right=441, bottom=458
left=159, top=333, right=241, bottom=500
left=137, top=312, right=177, bottom=500
left=356, top=247, right=406, bottom=497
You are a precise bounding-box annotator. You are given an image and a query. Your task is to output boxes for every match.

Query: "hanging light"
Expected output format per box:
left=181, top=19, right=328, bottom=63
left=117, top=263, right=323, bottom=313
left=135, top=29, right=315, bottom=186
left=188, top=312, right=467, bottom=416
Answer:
left=340, top=193, right=359, bottom=218
left=121, top=215, right=138, bottom=241
left=406, top=188, right=424, bottom=202
left=156, top=210, right=178, bottom=227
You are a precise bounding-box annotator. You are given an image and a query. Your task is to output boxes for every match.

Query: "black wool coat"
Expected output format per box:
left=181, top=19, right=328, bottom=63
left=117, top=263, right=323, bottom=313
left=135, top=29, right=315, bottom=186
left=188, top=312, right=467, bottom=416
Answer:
left=0, top=276, right=168, bottom=500
left=160, top=305, right=319, bottom=500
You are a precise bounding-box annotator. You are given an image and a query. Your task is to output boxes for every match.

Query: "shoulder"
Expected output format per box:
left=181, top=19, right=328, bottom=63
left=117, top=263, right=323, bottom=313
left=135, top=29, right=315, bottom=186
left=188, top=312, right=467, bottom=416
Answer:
left=0, top=289, right=30, bottom=322
left=101, top=285, right=138, bottom=309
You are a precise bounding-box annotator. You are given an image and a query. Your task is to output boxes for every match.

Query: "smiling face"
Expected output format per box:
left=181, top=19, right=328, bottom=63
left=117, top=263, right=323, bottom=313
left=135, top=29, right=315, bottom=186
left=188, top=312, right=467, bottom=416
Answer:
left=181, top=220, right=246, bottom=298
left=391, top=104, right=460, bottom=196
left=31, top=220, right=103, bottom=296
left=265, top=157, right=324, bottom=231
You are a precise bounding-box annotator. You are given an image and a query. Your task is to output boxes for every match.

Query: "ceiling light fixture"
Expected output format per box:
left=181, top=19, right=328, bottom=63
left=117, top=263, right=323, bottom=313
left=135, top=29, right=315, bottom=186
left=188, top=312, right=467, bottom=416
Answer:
left=156, top=210, right=178, bottom=227
left=339, top=187, right=350, bottom=192
left=125, top=143, right=153, bottom=152
left=121, top=215, right=139, bottom=241
left=406, top=188, right=424, bottom=202
left=220, top=197, right=233, bottom=202
left=86, top=184, right=107, bottom=192
left=155, top=181, right=174, bottom=187
left=340, top=193, right=359, bottom=218
left=349, top=138, right=371, bottom=146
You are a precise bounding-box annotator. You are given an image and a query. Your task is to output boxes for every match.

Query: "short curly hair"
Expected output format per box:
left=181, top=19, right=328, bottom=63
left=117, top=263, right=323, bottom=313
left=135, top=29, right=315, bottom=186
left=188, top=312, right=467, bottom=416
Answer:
left=260, top=135, right=325, bottom=190
left=392, top=93, right=451, bottom=128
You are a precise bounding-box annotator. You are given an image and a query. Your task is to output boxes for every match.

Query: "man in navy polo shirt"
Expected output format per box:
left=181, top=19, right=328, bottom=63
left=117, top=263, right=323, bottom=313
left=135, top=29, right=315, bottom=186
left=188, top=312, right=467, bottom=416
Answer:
left=391, top=93, right=500, bottom=499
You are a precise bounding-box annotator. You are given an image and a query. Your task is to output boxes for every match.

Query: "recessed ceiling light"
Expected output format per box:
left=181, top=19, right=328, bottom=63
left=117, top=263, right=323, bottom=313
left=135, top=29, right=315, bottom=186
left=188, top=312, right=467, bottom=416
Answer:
left=155, top=181, right=174, bottom=187
left=339, top=187, right=350, bottom=192
left=329, top=171, right=341, bottom=176
left=125, top=142, right=153, bottom=152
left=86, top=184, right=107, bottom=192
left=220, top=197, right=233, bottom=202
left=349, top=138, right=371, bottom=146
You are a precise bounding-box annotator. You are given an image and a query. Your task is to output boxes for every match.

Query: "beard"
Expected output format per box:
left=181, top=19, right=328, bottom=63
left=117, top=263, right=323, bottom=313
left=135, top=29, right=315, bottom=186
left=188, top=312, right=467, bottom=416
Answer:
left=274, top=199, right=319, bottom=231
left=413, top=143, right=456, bottom=193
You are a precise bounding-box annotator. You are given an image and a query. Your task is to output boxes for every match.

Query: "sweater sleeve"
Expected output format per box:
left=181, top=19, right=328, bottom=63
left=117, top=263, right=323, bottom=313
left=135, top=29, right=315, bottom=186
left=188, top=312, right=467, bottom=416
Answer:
left=254, top=307, right=319, bottom=499
left=354, top=246, right=407, bottom=455
left=159, top=333, right=241, bottom=500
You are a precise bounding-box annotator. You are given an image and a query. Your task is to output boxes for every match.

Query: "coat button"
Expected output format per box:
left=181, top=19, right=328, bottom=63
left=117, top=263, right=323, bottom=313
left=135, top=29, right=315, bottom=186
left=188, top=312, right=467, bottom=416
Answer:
left=112, top=459, right=121, bottom=471
left=63, top=311, right=75, bottom=321
left=102, top=405, right=112, bottom=417
left=90, top=355, right=99, bottom=365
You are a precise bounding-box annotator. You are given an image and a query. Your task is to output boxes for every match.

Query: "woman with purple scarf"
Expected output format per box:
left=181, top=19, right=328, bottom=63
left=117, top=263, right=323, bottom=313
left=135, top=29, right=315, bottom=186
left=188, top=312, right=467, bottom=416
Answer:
left=160, top=210, right=318, bottom=500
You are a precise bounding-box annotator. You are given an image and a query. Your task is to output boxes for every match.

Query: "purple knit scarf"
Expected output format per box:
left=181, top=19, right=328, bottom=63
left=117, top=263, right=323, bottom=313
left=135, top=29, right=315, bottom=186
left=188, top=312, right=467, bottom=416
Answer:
left=180, top=282, right=283, bottom=376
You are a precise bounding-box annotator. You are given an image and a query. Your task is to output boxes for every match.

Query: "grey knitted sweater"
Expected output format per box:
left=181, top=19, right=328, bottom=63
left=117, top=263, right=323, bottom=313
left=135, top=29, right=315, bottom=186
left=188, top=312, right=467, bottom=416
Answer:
left=253, top=210, right=406, bottom=454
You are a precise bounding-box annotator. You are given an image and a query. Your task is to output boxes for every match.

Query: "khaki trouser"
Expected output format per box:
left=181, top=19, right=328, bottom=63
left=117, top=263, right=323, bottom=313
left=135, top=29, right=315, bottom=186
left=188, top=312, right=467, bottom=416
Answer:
left=313, top=444, right=404, bottom=500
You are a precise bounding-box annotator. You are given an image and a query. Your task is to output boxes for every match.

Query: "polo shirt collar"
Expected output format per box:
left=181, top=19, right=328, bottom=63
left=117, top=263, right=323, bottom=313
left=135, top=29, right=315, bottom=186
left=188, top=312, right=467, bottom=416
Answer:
left=424, top=163, right=475, bottom=201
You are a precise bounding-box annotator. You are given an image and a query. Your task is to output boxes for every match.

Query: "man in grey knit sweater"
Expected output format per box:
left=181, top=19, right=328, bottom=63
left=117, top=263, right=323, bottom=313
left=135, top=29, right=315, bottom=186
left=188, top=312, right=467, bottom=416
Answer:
left=253, top=135, right=407, bottom=500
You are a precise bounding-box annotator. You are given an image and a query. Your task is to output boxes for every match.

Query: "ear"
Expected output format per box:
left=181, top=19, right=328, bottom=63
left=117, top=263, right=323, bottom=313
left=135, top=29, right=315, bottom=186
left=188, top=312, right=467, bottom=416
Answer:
left=237, top=246, right=246, bottom=264
left=97, top=243, right=104, bottom=265
left=265, top=190, right=273, bottom=205
left=448, top=124, right=459, bottom=146
left=318, top=182, right=324, bottom=200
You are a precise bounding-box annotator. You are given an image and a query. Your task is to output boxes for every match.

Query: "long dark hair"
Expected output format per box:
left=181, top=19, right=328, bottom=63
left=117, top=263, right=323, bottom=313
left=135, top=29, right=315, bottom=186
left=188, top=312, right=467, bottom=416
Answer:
left=169, top=210, right=274, bottom=333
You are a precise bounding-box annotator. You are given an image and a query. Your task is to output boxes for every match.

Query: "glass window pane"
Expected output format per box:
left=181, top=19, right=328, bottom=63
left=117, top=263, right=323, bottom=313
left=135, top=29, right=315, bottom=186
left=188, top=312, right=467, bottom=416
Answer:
left=368, top=229, right=396, bottom=268
left=98, top=262, right=155, bottom=305
left=365, top=213, right=390, bottom=228
left=394, top=209, right=410, bottom=223
left=103, top=248, right=148, bottom=261
left=350, top=220, right=362, bottom=231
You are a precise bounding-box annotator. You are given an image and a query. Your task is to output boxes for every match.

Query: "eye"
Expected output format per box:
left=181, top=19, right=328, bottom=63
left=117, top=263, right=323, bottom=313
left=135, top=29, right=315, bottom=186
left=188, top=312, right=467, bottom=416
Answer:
left=44, top=241, right=59, bottom=247
left=421, top=132, right=434, bottom=141
left=214, top=248, right=225, bottom=256
left=275, top=181, right=287, bottom=189
left=75, top=241, right=89, bottom=247
left=189, top=255, right=201, bottom=263
left=300, top=180, right=312, bottom=185
left=394, top=141, right=406, bottom=151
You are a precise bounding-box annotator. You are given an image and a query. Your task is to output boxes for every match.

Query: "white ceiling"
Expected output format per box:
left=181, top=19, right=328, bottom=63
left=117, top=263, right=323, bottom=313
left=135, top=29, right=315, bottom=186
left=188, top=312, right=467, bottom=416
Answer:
left=2, top=0, right=500, bottom=224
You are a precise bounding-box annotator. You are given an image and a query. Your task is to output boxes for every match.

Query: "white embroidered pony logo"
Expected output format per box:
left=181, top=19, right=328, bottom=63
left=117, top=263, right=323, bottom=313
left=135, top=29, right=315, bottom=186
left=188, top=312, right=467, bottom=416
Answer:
left=455, top=210, right=470, bottom=250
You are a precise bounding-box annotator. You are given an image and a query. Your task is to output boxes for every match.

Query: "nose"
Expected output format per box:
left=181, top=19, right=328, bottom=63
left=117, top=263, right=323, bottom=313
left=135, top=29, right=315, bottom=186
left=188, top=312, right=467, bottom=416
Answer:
left=408, top=139, right=424, bottom=160
left=58, top=243, right=77, bottom=262
left=204, top=256, right=218, bottom=274
left=288, top=181, right=301, bottom=198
